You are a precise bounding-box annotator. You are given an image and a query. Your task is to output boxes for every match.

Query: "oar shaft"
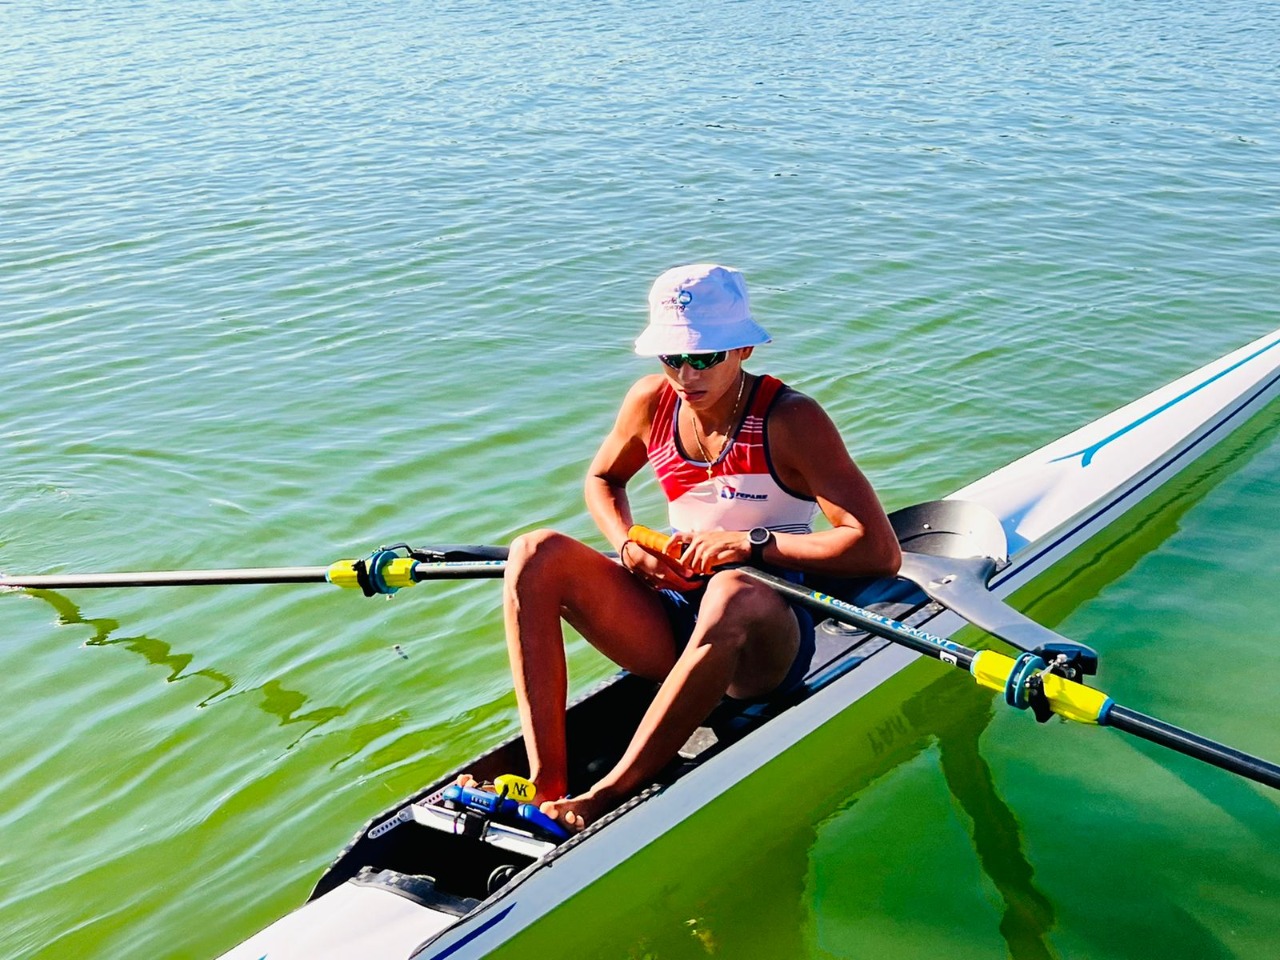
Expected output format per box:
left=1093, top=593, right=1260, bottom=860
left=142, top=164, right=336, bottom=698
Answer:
left=0, top=567, right=332, bottom=589
left=1104, top=704, right=1280, bottom=790
left=735, top=566, right=1280, bottom=792
left=737, top=566, right=980, bottom=671
left=0, top=560, right=512, bottom=591
left=412, top=562, right=506, bottom=581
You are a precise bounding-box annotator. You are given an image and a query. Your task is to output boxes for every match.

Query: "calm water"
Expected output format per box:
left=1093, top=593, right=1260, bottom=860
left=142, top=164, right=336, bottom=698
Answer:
left=2, top=2, right=1278, bottom=958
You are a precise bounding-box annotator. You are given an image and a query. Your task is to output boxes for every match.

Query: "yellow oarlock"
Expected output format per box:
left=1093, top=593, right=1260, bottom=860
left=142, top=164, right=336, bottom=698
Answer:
left=970, top=649, right=1112, bottom=725
left=325, top=560, right=361, bottom=588
left=326, top=557, right=418, bottom=590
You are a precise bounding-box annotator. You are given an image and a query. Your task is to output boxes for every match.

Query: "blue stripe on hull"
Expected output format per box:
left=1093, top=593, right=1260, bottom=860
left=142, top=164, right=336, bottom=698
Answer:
left=1052, top=336, right=1280, bottom=468
left=416, top=904, right=517, bottom=960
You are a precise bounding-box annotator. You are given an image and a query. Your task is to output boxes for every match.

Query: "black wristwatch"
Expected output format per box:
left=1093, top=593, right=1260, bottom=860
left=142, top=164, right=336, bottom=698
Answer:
left=748, top=526, right=774, bottom=566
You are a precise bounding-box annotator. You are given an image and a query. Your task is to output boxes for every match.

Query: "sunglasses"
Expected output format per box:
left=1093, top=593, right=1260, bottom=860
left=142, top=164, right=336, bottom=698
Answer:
left=659, top=351, right=727, bottom=371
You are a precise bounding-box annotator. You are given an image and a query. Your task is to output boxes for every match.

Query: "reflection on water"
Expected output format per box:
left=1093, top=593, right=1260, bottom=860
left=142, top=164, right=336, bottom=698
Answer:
left=927, top=685, right=1056, bottom=960
left=29, top=588, right=350, bottom=739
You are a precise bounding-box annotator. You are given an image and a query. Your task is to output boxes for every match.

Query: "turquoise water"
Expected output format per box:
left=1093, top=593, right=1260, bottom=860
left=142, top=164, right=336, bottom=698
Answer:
left=2, top=1, right=1278, bottom=957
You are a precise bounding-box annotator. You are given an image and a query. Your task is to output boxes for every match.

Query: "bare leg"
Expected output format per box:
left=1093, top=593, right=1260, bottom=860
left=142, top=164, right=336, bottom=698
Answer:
left=499, top=529, right=680, bottom=801
left=541, top=569, right=800, bottom=829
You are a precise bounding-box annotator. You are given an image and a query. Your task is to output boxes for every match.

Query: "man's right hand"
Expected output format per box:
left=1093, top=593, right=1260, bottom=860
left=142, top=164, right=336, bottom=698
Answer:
left=620, top=539, right=703, bottom=592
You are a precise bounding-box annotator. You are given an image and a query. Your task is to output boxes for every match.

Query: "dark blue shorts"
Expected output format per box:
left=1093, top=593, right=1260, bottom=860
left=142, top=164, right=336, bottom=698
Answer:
left=656, top=574, right=816, bottom=700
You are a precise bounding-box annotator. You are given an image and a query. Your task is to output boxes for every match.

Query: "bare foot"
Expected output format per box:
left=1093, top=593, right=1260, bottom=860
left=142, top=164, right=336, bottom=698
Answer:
left=538, top=791, right=616, bottom=833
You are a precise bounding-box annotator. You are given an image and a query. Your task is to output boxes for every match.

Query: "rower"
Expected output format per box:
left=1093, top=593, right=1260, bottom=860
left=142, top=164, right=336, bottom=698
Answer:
left=482, top=263, right=902, bottom=831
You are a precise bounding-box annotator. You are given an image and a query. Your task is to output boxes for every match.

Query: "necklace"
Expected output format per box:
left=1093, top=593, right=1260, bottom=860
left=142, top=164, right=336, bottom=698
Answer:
left=690, top=372, right=747, bottom=479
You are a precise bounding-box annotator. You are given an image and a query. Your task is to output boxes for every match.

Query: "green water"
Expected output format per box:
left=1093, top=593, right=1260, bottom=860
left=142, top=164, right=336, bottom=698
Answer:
left=2, top=1, right=1278, bottom=957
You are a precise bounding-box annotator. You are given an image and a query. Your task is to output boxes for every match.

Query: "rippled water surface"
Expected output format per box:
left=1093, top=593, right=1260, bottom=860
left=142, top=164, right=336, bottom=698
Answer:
left=2, top=2, right=1278, bottom=958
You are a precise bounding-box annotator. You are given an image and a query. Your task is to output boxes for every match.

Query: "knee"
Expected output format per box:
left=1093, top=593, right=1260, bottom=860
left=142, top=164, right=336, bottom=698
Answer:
left=699, top=570, right=787, bottom=628
left=507, top=529, right=577, bottom=581
left=704, top=569, right=773, bottom=605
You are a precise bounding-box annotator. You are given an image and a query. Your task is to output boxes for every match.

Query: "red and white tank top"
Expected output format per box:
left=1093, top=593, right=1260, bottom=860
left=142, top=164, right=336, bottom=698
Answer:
left=647, top=376, right=819, bottom=534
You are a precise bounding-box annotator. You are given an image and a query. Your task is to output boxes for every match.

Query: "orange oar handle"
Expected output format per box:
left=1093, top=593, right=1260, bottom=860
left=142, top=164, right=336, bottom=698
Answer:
left=627, top=525, right=684, bottom=559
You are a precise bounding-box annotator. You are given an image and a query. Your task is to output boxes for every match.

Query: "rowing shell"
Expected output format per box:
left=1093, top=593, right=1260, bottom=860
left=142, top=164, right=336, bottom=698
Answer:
left=216, top=327, right=1280, bottom=960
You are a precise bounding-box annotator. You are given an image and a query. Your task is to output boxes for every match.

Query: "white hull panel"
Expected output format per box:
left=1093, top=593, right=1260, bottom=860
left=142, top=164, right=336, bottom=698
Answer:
left=220, top=883, right=454, bottom=960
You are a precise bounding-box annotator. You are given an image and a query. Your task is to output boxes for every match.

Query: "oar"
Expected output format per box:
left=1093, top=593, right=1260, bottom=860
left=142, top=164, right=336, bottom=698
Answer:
left=0, top=544, right=510, bottom=594
left=628, top=525, right=1280, bottom=791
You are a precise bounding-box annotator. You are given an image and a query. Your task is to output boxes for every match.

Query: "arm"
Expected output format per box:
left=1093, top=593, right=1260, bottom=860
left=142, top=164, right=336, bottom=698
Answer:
left=584, top=375, right=661, bottom=551
left=765, top=392, right=901, bottom=576
left=584, top=377, right=704, bottom=591
left=679, top=391, right=901, bottom=578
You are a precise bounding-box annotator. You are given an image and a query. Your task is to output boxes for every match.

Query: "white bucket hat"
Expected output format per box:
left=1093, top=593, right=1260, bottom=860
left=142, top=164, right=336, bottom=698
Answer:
left=634, top=264, right=773, bottom=356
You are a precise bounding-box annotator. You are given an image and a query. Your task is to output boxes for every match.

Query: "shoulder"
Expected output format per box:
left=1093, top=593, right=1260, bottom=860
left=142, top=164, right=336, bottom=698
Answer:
left=620, top=374, right=669, bottom=416
left=766, top=385, right=837, bottom=435
left=765, top=385, right=849, bottom=475
left=612, top=374, right=670, bottom=435
left=624, top=373, right=669, bottom=404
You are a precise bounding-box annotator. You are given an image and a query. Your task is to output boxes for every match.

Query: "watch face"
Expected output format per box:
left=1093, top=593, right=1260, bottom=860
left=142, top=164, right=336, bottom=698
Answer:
left=750, top=527, right=769, bottom=546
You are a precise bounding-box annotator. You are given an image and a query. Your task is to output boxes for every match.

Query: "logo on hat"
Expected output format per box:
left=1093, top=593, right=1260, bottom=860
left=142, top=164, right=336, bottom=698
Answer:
left=663, top=289, right=695, bottom=313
